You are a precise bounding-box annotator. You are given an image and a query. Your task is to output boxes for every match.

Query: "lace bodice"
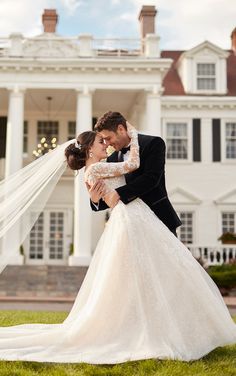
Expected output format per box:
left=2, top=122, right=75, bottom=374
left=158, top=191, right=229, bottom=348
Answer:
left=84, top=124, right=140, bottom=195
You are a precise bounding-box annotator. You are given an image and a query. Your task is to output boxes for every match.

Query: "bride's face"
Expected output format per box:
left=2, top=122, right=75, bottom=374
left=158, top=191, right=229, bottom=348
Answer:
left=89, top=134, right=107, bottom=161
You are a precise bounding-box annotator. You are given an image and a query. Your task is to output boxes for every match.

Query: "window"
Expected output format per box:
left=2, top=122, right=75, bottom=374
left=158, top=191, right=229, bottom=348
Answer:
left=225, top=122, right=236, bottom=159
left=49, top=212, right=64, bottom=260
left=222, top=212, right=235, bottom=233
left=29, top=213, right=44, bottom=260
left=67, top=118, right=97, bottom=139
left=23, top=121, right=28, bottom=154
left=197, top=63, right=216, bottom=90
left=166, top=123, right=188, bottom=160
left=68, top=121, right=76, bottom=141
left=37, top=121, right=59, bottom=144
left=178, top=212, right=194, bottom=244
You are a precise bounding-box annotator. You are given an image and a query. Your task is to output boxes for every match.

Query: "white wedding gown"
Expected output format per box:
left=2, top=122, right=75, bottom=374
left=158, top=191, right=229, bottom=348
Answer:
left=0, top=129, right=235, bottom=364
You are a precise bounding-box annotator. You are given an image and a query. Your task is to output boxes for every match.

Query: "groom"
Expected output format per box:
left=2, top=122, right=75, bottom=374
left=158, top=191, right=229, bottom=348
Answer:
left=88, top=111, right=181, bottom=236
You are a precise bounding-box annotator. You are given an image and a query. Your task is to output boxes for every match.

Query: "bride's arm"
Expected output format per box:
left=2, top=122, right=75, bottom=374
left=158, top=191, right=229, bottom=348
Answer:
left=89, top=122, right=140, bottom=180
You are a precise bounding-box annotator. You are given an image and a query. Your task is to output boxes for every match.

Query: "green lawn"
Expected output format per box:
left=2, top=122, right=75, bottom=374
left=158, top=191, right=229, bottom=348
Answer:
left=0, top=310, right=235, bottom=376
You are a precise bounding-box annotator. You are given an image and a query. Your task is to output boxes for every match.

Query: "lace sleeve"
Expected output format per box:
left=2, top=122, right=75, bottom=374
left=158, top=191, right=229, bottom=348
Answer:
left=88, top=124, right=140, bottom=180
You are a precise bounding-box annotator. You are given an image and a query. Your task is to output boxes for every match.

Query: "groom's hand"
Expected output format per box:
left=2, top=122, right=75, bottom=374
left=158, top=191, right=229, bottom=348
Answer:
left=86, top=180, right=106, bottom=204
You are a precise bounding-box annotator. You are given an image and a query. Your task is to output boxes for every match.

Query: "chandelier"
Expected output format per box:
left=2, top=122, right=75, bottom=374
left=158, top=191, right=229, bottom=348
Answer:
left=33, top=136, right=57, bottom=158
left=32, top=96, right=58, bottom=158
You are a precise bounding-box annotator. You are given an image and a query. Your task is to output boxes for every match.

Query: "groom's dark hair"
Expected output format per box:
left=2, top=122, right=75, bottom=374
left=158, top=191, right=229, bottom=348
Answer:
left=95, top=111, right=127, bottom=132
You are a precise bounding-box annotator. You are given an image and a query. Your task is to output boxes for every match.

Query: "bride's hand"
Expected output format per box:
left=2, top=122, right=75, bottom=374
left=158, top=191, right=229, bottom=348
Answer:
left=86, top=179, right=106, bottom=204
left=103, top=190, right=120, bottom=208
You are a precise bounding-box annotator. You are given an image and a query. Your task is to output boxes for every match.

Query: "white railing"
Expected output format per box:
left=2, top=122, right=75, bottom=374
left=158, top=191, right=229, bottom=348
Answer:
left=0, top=37, right=11, bottom=56
left=0, top=34, right=159, bottom=58
left=188, top=244, right=236, bottom=266
left=93, top=38, right=143, bottom=57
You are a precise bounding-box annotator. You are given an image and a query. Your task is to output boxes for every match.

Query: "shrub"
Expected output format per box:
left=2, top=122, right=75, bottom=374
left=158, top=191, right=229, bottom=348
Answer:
left=207, top=264, right=236, bottom=288
left=218, top=232, right=236, bottom=243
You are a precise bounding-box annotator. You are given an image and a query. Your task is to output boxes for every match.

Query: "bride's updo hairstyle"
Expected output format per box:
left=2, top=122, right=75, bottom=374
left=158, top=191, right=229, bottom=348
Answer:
left=65, top=131, right=96, bottom=170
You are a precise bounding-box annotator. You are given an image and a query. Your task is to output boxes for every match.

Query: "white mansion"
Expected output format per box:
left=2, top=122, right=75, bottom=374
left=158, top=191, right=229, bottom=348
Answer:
left=0, top=6, right=235, bottom=267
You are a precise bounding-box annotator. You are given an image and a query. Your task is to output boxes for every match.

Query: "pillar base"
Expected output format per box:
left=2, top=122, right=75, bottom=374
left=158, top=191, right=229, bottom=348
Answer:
left=7, top=254, right=24, bottom=265
left=68, top=255, right=91, bottom=267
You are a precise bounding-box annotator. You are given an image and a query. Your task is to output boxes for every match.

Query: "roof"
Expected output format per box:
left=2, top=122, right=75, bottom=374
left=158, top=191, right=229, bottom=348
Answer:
left=161, top=50, right=236, bottom=96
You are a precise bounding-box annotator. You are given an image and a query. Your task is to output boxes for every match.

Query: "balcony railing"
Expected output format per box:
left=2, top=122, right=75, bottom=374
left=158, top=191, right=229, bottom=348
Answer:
left=93, top=38, right=143, bottom=57
left=188, top=244, right=236, bottom=266
left=0, top=34, right=160, bottom=59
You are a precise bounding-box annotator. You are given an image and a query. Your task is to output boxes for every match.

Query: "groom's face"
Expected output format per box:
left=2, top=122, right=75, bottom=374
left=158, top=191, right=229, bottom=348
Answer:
left=100, top=125, right=130, bottom=151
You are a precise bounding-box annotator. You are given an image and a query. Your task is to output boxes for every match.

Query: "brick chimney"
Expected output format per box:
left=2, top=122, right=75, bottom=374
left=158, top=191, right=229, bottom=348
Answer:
left=42, top=9, right=58, bottom=33
left=231, top=27, right=236, bottom=53
left=138, top=5, right=157, bottom=39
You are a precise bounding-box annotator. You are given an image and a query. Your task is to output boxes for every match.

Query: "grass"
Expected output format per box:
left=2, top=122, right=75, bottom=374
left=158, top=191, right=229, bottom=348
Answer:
left=0, top=310, right=235, bottom=376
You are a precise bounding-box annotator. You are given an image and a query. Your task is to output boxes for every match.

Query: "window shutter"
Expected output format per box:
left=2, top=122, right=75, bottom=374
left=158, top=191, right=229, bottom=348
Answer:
left=212, top=119, right=221, bottom=162
left=192, top=119, right=201, bottom=161
left=0, top=117, right=7, bottom=158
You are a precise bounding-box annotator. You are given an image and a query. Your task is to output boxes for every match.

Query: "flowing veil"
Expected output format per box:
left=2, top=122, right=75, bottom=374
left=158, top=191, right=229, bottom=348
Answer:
left=0, top=139, right=75, bottom=273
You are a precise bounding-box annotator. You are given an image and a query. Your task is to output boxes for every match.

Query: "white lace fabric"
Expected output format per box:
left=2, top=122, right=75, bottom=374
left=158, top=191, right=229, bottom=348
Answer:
left=85, top=124, right=139, bottom=194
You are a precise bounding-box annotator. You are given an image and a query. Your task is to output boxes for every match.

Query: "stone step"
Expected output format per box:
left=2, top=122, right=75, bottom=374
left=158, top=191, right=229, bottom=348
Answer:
left=0, top=265, right=88, bottom=298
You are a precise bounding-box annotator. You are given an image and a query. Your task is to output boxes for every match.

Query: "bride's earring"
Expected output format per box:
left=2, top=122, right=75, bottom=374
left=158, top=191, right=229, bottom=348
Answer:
left=89, top=152, right=93, bottom=158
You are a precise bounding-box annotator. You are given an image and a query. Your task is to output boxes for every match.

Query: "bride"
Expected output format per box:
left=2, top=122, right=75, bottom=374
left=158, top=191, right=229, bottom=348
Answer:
left=0, top=122, right=235, bottom=364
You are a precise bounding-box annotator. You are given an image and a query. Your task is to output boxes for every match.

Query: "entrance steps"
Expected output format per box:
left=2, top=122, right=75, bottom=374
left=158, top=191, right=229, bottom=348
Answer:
left=0, top=265, right=88, bottom=300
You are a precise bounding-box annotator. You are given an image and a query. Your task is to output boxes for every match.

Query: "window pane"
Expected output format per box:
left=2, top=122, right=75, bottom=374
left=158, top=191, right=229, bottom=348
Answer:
left=68, top=121, right=76, bottom=141
left=49, top=212, right=64, bottom=260
left=167, top=139, right=188, bottom=159
left=29, top=213, right=44, bottom=259
left=226, top=123, right=236, bottom=159
left=166, top=123, right=188, bottom=159
left=167, top=123, right=187, bottom=137
left=37, top=121, right=59, bottom=144
left=179, top=212, right=193, bottom=244
left=197, top=78, right=216, bottom=90
left=197, top=63, right=215, bottom=76
left=197, top=63, right=216, bottom=91
left=226, top=123, right=236, bottom=137
left=222, top=213, right=235, bottom=233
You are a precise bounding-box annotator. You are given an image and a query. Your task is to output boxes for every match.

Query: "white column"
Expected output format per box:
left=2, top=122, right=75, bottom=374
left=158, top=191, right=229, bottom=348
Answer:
left=201, top=118, right=212, bottom=164
left=5, top=88, right=24, bottom=177
left=9, top=33, right=23, bottom=57
left=69, top=87, right=93, bottom=266
left=78, top=34, right=93, bottom=57
left=4, top=87, right=25, bottom=265
left=145, top=87, right=162, bottom=136
left=145, top=34, right=160, bottom=58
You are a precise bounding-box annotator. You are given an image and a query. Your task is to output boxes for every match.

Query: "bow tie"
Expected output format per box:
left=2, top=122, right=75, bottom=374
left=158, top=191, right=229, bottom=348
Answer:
left=120, top=146, right=130, bottom=154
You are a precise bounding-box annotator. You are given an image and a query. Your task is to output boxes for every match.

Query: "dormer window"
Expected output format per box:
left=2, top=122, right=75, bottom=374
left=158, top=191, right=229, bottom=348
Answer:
left=176, top=41, right=229, bottom=95
left=197, top=63, right=216, bottom=90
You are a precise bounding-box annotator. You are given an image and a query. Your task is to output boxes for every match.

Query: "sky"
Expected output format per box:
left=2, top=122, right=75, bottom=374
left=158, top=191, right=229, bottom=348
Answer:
left=0, top=0, right=235, bottom=50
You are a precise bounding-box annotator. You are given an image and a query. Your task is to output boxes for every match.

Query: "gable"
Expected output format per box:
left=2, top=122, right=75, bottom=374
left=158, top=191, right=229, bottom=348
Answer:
left=180, top=41, right=229, bottom=59
left=168, top=187, right=201, bottom=204
left=215, top=188, right=236, bottom=204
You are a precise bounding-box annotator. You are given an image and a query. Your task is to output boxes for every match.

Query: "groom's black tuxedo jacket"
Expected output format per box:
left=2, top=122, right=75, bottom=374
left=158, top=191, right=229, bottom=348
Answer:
left=90, top=133, right=182, bottom=232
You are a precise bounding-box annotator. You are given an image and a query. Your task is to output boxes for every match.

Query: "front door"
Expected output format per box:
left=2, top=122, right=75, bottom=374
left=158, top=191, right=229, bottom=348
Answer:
left=24, top=209, right=72, bottom=265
